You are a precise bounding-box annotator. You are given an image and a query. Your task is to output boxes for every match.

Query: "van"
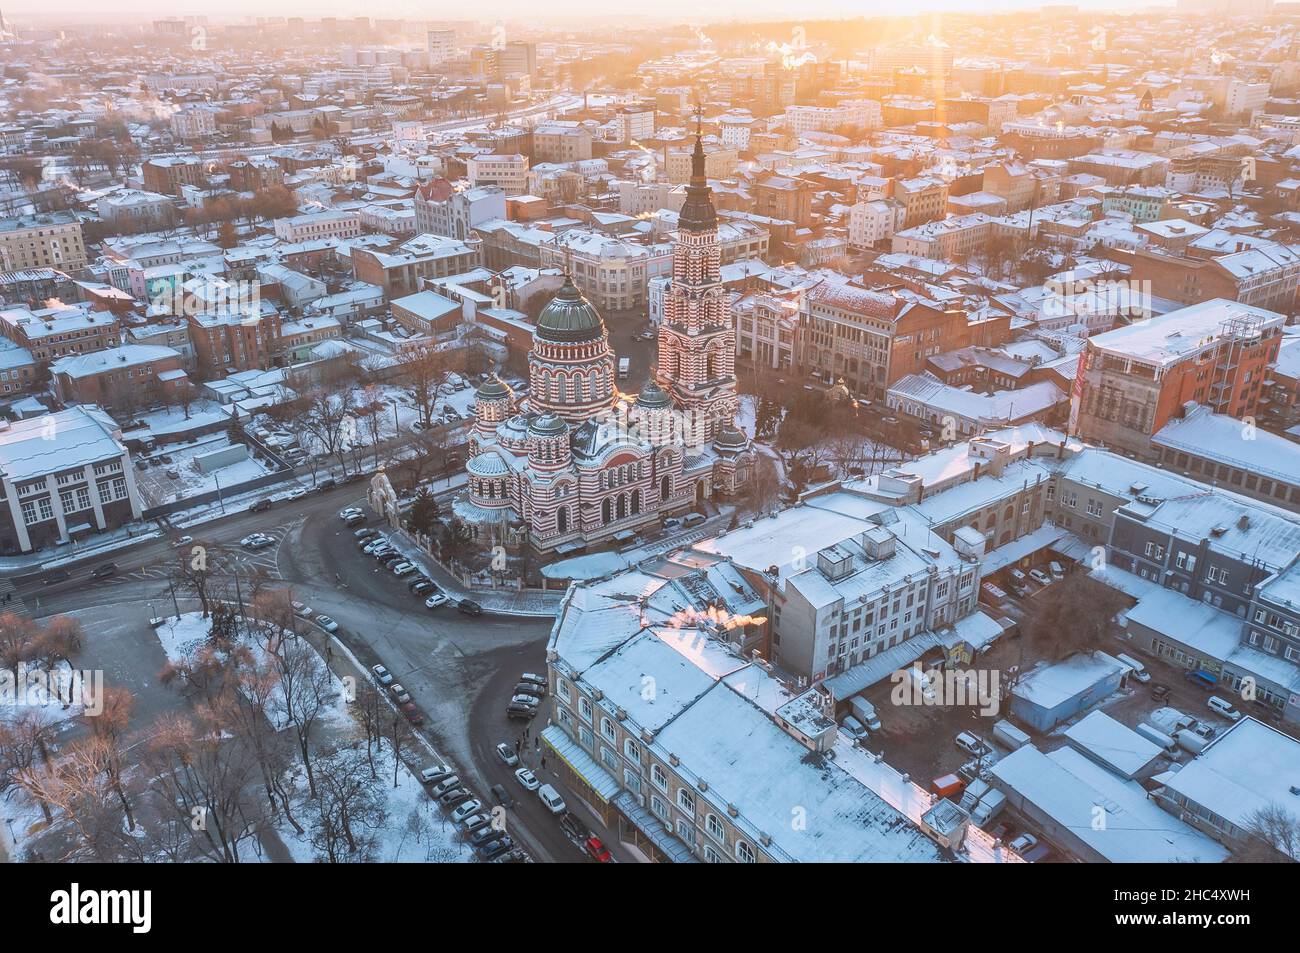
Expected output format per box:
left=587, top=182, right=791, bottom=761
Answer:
left=839, top=715, right=868, bottom=742
left=1048, top=561, right=1065, bottom=581
left=1134, top=723, right=1179, bottom=755
left=1184, top=669, right=1217, bottom=691
left=537, top=784, right=567, bottom=814
left=682, top=512, right=707, bottom=528
left=929, top=773, right=966, bottom=800
left=1174, top=728, right=1210, bottom=755
left=971, top=789, right=1006, bottom=826
left=617, top=358, right=630, bottom=380
left=1116, top=653, right=1151, bottom=683
left=992, top=719, right=1031, bottom=752
left=1207, top=696, right=1242, bottom=721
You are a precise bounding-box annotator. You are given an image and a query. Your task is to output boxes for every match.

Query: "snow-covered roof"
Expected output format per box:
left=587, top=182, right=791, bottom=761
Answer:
left=0, top=406, right=126, bottom=482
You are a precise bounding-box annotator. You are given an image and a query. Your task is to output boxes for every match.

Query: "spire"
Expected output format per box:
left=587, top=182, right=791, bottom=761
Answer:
left=679, top=104, right=716, bottom=232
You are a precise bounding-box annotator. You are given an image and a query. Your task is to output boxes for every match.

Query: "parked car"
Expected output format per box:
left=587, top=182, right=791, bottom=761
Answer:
left=315, top=478, right=336, bottom=491
left=315, top=616, right=339, bottom=633
left=249, top=498, right=273, bottom=513
left=419, top=765, right=453, bottom=785
left=91, top=563, right=117, bottom=579
left=42, top=569, right=70, bottom=585
left=410, top=580, right=435, bottom=595
left=355, top=528, right=378, bottom=540
left=451, top=799, right=483, bottom=823
left=490, top=783, right=514, bottom=808
left=1028, top=569, right=1052, bottom=587
left=429, top=777, right=461, bottom=798
left=392, top=562, right=418, bottom=577
left=460, top=813, right=492, bottom=834
left=390, top=684, right=411, bottom=705
left=438, top=787, right=472, bottom=807
left=584, top=837, right=612, bottom=862
left=1008, top=832, right=1038, bottom=854
left=291, top=601, right=313, bottom=618
left=537, top=784, right=566, bottom=814
left=513, top=682, right=543, bottom=698
left=506, top=703, right=535, bottom=720
left=370, top=664, right=393, bottom=685
left=425, top=591, right=450, bottom=609
left=519, top=673, right=547, bottom=689
left=1008, top=568, right=1028, bottom=585
left=1150, top=683, right=1171, bottom=702
left=477, top=836, right=515, bottom=860
left=339, top=507, right=363, bottom=520
left=955, top=732, right=991, bottom=757
left=495, top=742, right=520, bottom=767
left=839, top=716, right=868, bottom=742
left=510, top=694, right=539, bottom=708
left=457, top=599, right=483, bottom=616
left=170, top=535, right=194, bottom=548
left=469, top=825, right=506, bottom=848
left=285, top=487, right=308, bottom=500
left=240, top=533, right=275, bottom=549
left=514, top=767, right=540, bottom=791
left=343, top=513, right=366, bottom=526
left=400, top=702, right=424, bottom=726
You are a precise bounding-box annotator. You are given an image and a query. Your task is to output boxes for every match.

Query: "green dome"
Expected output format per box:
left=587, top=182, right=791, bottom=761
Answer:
left=476, top=374, right=513, bottom=400
left=529, top=412, right=568, bottom=437
left=535, top=276, right=605, bottom=343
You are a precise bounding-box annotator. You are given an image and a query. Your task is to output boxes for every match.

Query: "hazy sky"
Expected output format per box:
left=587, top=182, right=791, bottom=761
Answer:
left=4, top=0, right=1168, bottom=28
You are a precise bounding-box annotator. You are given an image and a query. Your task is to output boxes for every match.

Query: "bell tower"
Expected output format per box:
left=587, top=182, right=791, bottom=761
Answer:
left=655, top=108, right=738, bottom=440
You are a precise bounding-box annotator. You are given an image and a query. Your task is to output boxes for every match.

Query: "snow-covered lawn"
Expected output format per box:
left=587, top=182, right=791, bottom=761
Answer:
left=275, top=738, right=475, bottom=864
left=121, top=401, right=234, bottom=440
left=134, top=436, right=275, bottom=507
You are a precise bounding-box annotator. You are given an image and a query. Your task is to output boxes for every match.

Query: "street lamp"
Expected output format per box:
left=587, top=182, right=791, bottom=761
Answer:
left=213, top=470, right=226, bottom=515
left=391, top=400, right=400, bottom=435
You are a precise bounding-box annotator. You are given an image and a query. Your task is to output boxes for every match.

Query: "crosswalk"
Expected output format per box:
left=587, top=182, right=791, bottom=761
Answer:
left=94, top=518, right=302, bottom=587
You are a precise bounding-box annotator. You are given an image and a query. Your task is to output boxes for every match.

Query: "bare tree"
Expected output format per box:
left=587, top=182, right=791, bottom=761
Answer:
left=1230, top=803, right=1300, bottom=863
left=308, top=746, right=387, bottom=862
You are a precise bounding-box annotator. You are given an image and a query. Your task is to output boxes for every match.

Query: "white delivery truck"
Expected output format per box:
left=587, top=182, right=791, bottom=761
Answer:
left=992, top=719, right=1030, bottom=752
left=1135, top=722, right=1179, bottom=755
left=618, top=358, right=630, bottom=379
left=850, top=696, right=881, bottom=731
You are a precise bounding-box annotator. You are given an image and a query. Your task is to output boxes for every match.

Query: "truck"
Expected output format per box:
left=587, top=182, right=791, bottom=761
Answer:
left=1173, top=728, right=1210, bottom=755
left=617, top=358, right=630, bottom=380
left=1134, top=722, right=1179, bottom=755
left=850, top=696, right=881, bottom=732
left=992, top=719, right=1030, bottom=752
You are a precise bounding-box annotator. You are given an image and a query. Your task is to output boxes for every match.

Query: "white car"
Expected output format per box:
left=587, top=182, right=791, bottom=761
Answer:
left=419, top=763, right=452, bottom=784
left=240, top=533, right=275, bottom=549
left=425, top=592, right=449, bottom=609
left=170, top=535, right=193, bottom=548
left=537, top=784, right=566, bottom=814
left=514, top=767, right=540, bottom=791
left=291, top=601, right=313, bottom=618
left=285, top=487, right=308, bottom=500
left=1028, top=569, right=1053, bottom=587
left=339, top=507, right=363, bottom=520
left=372, top=664, right=394, bottom=686
left=510, top=693, right=539, bottom=708
left=1207, top=696, right=1243, bottom=721
left=315, top=616, right=339, bottom=633
left=392, top=562, right=418, bottom=576
left=451, top=799, right=483, bottom=823
left=496, top=743, right=519, bottom=767
left=955, top=732, right=990, bottom=757
left=1009, top=832, right=1038, bottom=854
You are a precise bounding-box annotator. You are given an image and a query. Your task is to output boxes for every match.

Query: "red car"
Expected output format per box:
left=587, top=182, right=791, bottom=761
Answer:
left=584, top=836, right=611, bottom=863
left=400, top=702, right=424, bottom=726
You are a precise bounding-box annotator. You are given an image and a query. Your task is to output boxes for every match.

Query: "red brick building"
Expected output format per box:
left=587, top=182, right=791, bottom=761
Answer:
left=50, top=344, right=186, bottom=407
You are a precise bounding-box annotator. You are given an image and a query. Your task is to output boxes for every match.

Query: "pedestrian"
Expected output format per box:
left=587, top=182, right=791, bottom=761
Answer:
left=534, top=736, right=539, bottom=750
left=540, top=756, right=546, bottom=770
left=515, top=738, right=521, bottom=754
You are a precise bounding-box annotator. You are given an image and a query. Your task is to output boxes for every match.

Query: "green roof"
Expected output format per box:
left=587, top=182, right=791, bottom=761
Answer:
left=535, top=276, right=605, bottom=343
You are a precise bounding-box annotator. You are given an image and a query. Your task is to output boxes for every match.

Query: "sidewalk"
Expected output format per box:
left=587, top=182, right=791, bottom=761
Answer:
left=384, top=529, right=565, bottom=619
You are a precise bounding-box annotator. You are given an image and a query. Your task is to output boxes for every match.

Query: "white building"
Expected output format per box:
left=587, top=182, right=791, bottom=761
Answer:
left=785, top=100, right=881, bottom=135
left=848, top=199, right=905, bottom=249
left=467, top=154, right=530, bottom=195
left=272, top=210, right=361, bottom=243
left=426, top=29, right=456, bottom=65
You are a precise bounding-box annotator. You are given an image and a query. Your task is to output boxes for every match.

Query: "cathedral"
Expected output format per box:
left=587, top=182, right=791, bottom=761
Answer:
left=453, top=131, right=755, bottom=555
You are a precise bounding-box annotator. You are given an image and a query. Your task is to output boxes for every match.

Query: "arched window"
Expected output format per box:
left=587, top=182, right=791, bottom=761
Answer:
left=602, top=498, right=612, bottom=523
left=556, top=505, right=568, bottom=534
left=617, top=494, right=627, bottom=519
left=631, top=489, right=641, bottom=515
left=705, top=813, right=725, bottom=843
left=735, top=840, right=755, bottom=863
left=660, top=474, right=671, bottom=501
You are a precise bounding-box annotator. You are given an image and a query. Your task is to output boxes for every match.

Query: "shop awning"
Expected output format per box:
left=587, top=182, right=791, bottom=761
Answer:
left=612, top=791, right=698, bottom=863
left=541, top=725, right=621, bottom=803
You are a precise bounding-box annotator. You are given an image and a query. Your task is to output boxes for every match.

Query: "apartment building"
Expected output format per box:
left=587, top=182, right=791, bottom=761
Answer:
left=95, top=190, right=176, bottom=233
left=0, top=213, right=87, bottom=274
left=0, top=304, right=119, bottom=368
left=170, top=106, right=217, bottom=141
left=733, top=290, right=800, bottom=370
left=1129, top=241, right=1300, bottom=314
left=186, top=309, right=282, bottom=374
left=272, top=210, right=362, bottom=243
left=891, top=213, right=996, bottom=260
left=467, top=154, right=529, bottom=195
left=142, top=156, right=206, bottom=196
left=533, top=124, right=592, bottom=163
left=848, top=199, right=906, bottom=249
left=799, top=278, right=968, bottom=400
left=51, top=344, right=186, bottom=408
left=0, top=406, right=143, bottom=554
left=665, top=146, right=737, bottom=185
left=613, top=106, right=655, bottom=144
left=413, top=180, right=506, bottom=240
left=538, top=230, right=671, bottom=311
left=753, top=173, right=813, bottom=228
left=895, top=176, right=949, bottom=228
left=1074, top=299, right=1285, bottom=459
left=351, top=235, right=484, bottom=299
left=784, top=100, right=881, bottom=134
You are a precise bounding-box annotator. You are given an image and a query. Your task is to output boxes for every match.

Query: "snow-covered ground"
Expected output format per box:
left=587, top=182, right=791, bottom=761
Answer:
left=120, top=401, right=234, bottom=440
left=134, top=435, right=276, bottom=508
